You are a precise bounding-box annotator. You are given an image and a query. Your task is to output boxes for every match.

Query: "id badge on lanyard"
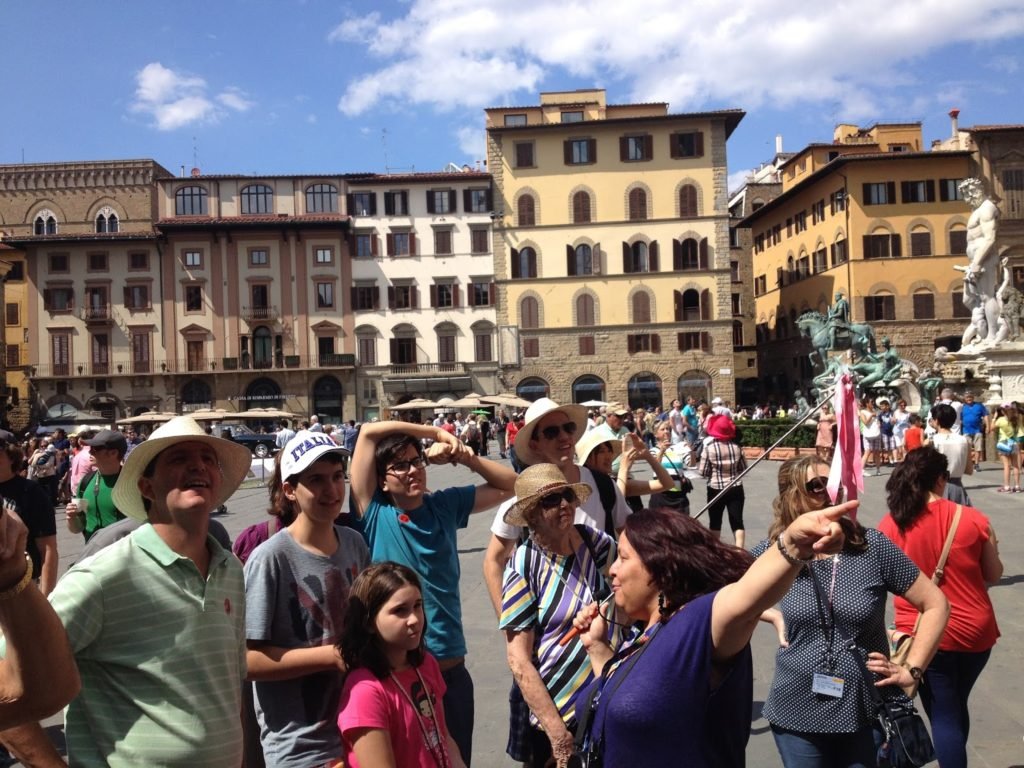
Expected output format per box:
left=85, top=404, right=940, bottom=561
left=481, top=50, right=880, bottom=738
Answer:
left=812, top=555, right=845, bottom=699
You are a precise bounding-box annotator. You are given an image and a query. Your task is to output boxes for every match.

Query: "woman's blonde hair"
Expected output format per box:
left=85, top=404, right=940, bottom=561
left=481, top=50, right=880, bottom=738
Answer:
left=768, top=455, right=866, bottom=551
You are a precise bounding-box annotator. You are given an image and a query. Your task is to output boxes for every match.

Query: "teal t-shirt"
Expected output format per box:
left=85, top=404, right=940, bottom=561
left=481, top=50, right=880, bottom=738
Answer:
left=76, top=472, right=124, bottom=540
left=357, top=486, right=474, bottom=659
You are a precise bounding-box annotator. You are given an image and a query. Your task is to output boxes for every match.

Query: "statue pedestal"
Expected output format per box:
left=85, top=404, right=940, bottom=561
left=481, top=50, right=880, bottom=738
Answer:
left=949, top=342, right=1024, bottom=405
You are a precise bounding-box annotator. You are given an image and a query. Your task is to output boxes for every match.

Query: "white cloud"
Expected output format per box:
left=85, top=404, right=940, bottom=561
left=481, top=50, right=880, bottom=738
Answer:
left=307, top=113, right=318, bottom=124
left=456, top=124, right=485, bottom=160
left=728, top=168, right=755, bottom=196
left=329, top=0, right=1024, bottom=121
left=130, top=62, right=254, bottom=131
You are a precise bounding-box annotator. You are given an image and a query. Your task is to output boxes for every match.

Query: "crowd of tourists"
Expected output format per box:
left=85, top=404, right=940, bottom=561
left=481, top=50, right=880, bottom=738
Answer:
left=0, top=389, right=1004, bottom=768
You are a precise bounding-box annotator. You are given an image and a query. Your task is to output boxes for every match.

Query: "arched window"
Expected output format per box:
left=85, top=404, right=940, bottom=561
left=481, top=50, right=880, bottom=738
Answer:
left=516, top=377, right=550, bottom=403
left=572, top=191, right=591, bottom=224
left=679, top=184, right=698, bottom=217
left=628, top=241, right=649, bottom=273
left=181, top=379, right=213, bottom=410
left=910, top=225, right=932, bottom=256
left=95, top=208, right=119, bottom=233
left=311, top=376, right=343, bottom=422
left=512, top=246, right=538, bottom=279
left=632, top=291, right=651, bottom=324
left=913, top=290, right=935, bottom=319
left=732, top=320, right=744, bottom=346
left=241, top=184, right=273, bottom=214
left=517, top=194, right=536, bottom=226
left=574, top=244, right=592, bottom=276
left=520, top=296, right=540, bottom=329
left=34, top=212, right=57, bottom=235
left=627, top=372, right=662, bottom=410
left=572, top=375, right=605, bottom=404
left=175, top=185, right=208, bottom=216
left=678, top=289, right=701, bottom=322
left=628, top=188, right=647, bottom=221
left=576, top=294, right=595, bottom=326
left=676, top=238, right=699, bottom=270
left=305, top=183, right=338, bottom=213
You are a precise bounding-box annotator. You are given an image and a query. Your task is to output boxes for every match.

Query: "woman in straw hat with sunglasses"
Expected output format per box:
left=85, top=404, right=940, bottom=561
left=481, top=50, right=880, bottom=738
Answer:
left=752, top=455, right=947, bottom=767
left=499, top=464, right=619, bottom=768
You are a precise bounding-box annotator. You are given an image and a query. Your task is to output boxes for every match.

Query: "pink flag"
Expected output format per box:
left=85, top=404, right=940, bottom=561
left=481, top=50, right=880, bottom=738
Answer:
left=827, top=369, right=863, bottom=518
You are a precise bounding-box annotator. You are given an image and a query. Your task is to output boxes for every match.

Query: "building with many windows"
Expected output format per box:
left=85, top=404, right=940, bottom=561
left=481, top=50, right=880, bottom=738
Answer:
left=740, top=123, right=973, bottom=399
left=343, top=172, right=499, bottom=419
left=486, top=89, right=744, bottom=407
left=0, top=241, right=28, bottom=429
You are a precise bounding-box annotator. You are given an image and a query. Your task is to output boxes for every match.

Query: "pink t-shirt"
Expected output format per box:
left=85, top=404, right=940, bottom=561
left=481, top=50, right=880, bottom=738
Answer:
left=338, top=653, right=449, bottom=768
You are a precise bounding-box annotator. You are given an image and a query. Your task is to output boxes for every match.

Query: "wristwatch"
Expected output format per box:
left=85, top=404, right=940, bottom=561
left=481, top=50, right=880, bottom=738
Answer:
left=902, top=663, right=924, bottom=681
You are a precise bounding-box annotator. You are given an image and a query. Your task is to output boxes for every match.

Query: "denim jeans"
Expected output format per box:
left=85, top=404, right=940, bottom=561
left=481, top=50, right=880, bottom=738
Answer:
left=441, top=661, right=475, bottom=766
left=771, top=724, right=880, bottom=768
left=918, top=648, right=991, bottom=768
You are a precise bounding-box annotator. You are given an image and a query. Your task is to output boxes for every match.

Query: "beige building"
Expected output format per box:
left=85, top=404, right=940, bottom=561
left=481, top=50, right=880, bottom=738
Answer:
left=486, top=89, right=745, bottom=407
left=740, top=123, right=973, bottom=399
left=0, top=241, right=29, bottom=430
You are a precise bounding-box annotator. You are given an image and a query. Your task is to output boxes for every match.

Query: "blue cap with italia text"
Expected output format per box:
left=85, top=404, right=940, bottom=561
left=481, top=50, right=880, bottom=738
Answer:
left=281, top=430, right=349, bottom=481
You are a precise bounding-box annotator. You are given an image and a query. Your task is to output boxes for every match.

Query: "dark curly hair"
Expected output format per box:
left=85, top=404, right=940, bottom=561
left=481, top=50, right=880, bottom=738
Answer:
left=885, top=446, right=948, bottom=533
left=338, top=562, right=425, bottom=679
left=623, top=508, right=754, bottom=619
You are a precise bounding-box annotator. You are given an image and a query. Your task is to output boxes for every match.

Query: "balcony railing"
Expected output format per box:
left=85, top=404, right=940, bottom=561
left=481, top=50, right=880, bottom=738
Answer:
left=387, top=362, right=468, bottom=376
left=80, top=305, right=112, bottom=322
left=27, top=353, right=356, bottom=378
left=241, top=305, right=278, bottom=322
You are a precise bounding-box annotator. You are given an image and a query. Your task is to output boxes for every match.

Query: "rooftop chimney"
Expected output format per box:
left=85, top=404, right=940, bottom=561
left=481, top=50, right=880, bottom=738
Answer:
left=949, top=108, right=960, bottom=139
left=775, top=135, right=783, bottom=155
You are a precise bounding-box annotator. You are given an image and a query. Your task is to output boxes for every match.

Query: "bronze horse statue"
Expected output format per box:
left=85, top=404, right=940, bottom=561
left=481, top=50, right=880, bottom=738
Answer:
left=796, top=310, right=876, bottom=371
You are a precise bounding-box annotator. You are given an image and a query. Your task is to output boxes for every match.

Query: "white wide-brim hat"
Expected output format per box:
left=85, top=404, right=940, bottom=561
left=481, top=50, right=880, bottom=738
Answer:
left=574, top=428, right=623, bottom=466
left=112, top=415, right=253, bottom=521
left=514, top=397, right=588, bottom=467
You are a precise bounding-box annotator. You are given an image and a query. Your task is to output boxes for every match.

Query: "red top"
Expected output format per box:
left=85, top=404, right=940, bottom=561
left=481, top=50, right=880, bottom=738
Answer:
left=904, top=426, right=924, bottom=451
left=878, top=499, right=999, bottom=653
left=506, top=420, right=520, bottom=446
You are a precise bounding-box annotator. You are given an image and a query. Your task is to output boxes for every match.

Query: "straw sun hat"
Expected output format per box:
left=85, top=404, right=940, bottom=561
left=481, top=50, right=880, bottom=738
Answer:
left=513, top=397, right=588, bottom=466
left=503, top=464, right=591, bottom=527
left=112, top=415, right=253, bottom=521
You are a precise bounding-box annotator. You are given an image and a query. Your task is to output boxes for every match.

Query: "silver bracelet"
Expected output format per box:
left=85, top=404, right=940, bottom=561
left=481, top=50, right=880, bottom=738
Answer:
left=776, top=533, right=813, bottom=566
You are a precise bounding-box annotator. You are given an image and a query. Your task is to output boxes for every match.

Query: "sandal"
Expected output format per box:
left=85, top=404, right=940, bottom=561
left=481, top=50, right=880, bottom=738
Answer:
left=998, top=486, right=1012, bottom=493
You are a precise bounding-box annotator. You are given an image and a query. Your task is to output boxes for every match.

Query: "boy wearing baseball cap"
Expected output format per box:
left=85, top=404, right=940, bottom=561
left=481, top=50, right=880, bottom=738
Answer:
left=244, top=430, right=370, bottom=767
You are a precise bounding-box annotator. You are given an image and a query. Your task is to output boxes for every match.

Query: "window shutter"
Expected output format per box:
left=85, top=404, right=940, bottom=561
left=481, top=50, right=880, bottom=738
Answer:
left=467, top=285, right=476, bottom=307
left=644, top=134, right=653, bottom=159
left=426, top=191, right=436, bottom=214
left=346, top=233, right=356, bottom=255
left=563, top=140, right=573, bottom=165
left=463, top=189, right=472, bottom=212
left=699, top=238, right=709, bottom=269
left=411, top=286, right=418, bottom=308
left=900, top=181, right=911, bottom=203
left=694, top=132, right=704, bottom=157
left=674, top=291, right=682, bottom=322
left=350, top=286, right=357, bottom=305
left=386, top=234, right=395, bottom=256
left=485, top=189, right=493, bottom=211
left=892, top=234, right=902, bottom=258
left=926, top=180, right=936, bottom=203
left=702, top=332, right=711, bottom=352
left=452, top=285, right=460, bottom=307
left=700, top=289, right=711, bottom=320
left=566, top=245, right=575, bottom=276
left=389, top=338, right=398, bottom=363
left=430, top=285, right=438, bottom=307
left=368, top=193, right=377, bottom=215
left=622, top=242, right=631, bottom=273
left=43, top=289, right=52, bottom=310
left=593, top=243, right=601, bottom=274
left=673, top=239, right=682, bottom=270
left=528, top=249, right=537, bottom=277
left=651, top=334, right=661, bottom=354
left=409, top=233, right=416, bottom=255
left=649, top=241, right=659, bottom=272
left=489, top=282, right=495, bottom=304
left=384, top=193, right=395, bottom=216
left=371, top=234, right=379, bottom=256
left=830, top=243, right=836, bottom=264
left=627, top=335, right=636, bottom=354
left=511, top=248, right=520, bottom=279
left=587, top=139, right=597, bottom=163
left=388, top=286, right=396, bottom=309
left=373, top=287, right=381, bottom=309
left=346, top=194, right=355, bottom=215
left=887, top=182, right=896, bottom=204
left=669, top=133, right=680, bottom=159
left=862, top=183, right=871, bottom=203
left=677, top=332, right=685, bottom=351
left=619, top=136, right=628, bottom=161
left=122, top=287, right=131, bottom=308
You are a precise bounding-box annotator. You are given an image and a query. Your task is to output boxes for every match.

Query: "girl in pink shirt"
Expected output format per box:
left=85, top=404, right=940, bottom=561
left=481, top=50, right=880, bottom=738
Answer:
left=337, top=563, right=465, bottom=768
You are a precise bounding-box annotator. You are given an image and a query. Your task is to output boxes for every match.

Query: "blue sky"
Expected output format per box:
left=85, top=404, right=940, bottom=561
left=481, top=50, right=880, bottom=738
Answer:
left=5, top=1, right=1024, bottom=192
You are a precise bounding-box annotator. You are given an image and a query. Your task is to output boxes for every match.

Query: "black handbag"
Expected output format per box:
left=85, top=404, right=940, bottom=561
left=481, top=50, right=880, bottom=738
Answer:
left=807, top=568, right=936, bottom=767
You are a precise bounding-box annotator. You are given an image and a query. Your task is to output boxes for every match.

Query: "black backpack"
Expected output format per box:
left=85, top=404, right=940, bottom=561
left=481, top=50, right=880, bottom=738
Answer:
left=589, top=469, right=619, bottom=538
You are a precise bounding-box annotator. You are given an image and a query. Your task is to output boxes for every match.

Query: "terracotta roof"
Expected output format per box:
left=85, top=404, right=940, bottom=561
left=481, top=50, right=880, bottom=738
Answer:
left=169, top=172, right=347, bottom=180
left=155, top=213, right=350, bottom=227
left=487, top=108, right=745, bottom=139
left=965, top=124, right=1024, bottom=133
left=344, top=172, right=492, bottom=184
left=3, top=231, right=159, bottom=245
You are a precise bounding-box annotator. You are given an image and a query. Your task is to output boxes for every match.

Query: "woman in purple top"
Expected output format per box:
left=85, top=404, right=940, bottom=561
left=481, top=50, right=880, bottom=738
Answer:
left=572, top=501, right=857, bottom=767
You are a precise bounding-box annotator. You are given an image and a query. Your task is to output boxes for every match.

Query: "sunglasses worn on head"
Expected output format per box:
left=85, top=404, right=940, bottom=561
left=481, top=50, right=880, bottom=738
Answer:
left=387, top=456, right=427, bottom=475
left=538, top=422, right=579, bottom=441
left=538, top=488, right=577, bottom=509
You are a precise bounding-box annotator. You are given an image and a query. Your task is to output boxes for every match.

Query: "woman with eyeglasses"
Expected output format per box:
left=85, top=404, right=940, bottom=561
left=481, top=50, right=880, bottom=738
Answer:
left=499, top=464, right=619, bottom=768
left=753, top=455, right=948, bottom=767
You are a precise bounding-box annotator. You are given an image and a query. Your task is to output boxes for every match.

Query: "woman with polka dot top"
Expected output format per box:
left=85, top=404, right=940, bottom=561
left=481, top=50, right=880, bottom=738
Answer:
left=752, top=456, right=948, bottom=767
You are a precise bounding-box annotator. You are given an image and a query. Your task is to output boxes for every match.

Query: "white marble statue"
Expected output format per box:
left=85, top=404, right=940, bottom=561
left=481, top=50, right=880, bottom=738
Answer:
left=957, top=178, right=1001, bottom=351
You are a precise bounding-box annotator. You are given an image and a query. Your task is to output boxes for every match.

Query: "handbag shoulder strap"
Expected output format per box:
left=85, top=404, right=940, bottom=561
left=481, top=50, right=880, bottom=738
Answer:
left=932, top=504, right=962, bottom=585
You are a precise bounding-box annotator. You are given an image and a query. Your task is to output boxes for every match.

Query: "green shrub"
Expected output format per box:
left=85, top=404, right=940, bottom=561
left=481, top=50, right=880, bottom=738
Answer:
left=736, top=419, right=817, bottom=449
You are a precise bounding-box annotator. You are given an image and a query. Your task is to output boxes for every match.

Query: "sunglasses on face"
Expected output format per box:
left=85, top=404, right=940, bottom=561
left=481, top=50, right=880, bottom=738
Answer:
left=538, top=488, right=577, bottom=509
left=805, top=476, right=831, bottom=496
left=387, top=456, right=427, bottom=475
left=538, top=422, right=579, bottom=441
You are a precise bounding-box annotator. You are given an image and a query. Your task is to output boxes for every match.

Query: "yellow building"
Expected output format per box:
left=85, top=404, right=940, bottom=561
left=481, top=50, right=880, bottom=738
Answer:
left=486, top=89, right=746, bottom=406
left=0, top=242, right=29, bottom=430
left=740, top=124, right=973, bottom=398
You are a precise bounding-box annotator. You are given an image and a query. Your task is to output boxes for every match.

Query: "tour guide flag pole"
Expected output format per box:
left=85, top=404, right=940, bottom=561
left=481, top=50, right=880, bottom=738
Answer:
left=827, top=368, right=863, bottom=519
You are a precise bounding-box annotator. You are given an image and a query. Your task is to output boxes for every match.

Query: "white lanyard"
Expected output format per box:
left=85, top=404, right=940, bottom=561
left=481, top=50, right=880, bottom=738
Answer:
left=389, top=667, right=451, bottom=768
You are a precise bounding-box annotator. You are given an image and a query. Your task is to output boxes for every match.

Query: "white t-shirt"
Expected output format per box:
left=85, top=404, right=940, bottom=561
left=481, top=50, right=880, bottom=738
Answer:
left=931, top=432, right=970, bottom=478
left=941, top=399, right=963, bottom=434
left=490, top=466, right=631, bottom=541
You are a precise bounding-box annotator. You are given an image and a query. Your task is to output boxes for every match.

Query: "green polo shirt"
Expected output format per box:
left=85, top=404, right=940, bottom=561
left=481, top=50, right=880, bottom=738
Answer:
left=51, top=523, right=246, bottom=767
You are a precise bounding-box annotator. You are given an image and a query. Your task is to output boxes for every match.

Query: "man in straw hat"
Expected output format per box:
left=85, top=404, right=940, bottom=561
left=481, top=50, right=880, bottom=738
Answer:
left=348, top=418, right=517, bottom=766
left=0, top=416, right=253, bottom=767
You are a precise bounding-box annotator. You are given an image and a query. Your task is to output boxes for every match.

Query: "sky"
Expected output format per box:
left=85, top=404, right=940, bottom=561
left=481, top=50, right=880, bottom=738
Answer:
left=4, top=1, right=1024, bottom=194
